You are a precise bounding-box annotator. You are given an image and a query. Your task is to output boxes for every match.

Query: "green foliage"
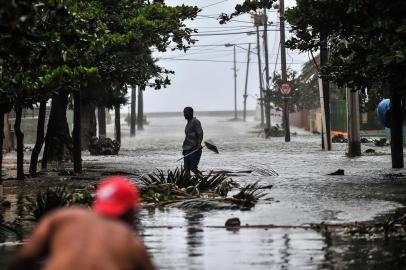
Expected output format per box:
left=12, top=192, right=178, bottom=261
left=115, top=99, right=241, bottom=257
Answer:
left=219, top=0, right=276, bottom=24
left=285, top=0, right=406, bottom=97
left=25, top=186, right=72, bottom=221
left=141, top=167, right=239, bottom=198
left=70, top=188, right=94, bottom=206
left=24, top=186, right=94, bottom=221
left=0, top=0, right=199, bottom=109
left=0, top=223, right=21, bottom=239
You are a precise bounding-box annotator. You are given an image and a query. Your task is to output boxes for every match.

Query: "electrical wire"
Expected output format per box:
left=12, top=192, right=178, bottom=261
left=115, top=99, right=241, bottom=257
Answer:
left=199, top=0, right=228, bottom=9
left=191, top=29, right=282, bottom=37
left=157, top=57, right=306, bottom=65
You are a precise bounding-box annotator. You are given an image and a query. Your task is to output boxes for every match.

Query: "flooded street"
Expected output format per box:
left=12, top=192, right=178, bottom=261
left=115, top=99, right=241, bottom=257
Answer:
left=2, top=113, right=406, bottom=269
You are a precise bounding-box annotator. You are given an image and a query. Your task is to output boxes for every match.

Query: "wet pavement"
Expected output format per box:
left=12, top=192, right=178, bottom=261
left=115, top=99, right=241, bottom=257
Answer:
left=1, top=113, right=406, bottom=269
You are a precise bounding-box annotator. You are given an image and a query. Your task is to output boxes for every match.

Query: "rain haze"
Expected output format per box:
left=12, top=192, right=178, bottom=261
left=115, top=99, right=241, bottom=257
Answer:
left=142, top=0, right=306, bottom=113
left=3, top=1, right=406, bottom=270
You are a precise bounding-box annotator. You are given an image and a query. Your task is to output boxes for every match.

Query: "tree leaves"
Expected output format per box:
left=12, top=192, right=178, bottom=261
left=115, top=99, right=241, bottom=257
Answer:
left=286, top=0, right=406, bottom=96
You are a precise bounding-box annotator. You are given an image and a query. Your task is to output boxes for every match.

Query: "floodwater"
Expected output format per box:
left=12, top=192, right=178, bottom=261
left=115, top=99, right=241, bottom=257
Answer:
left=1, top=112, right=406, bottom=269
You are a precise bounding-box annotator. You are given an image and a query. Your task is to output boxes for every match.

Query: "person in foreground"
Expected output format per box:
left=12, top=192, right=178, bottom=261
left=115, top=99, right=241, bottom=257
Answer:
left=182, top=106, right=204, bottom=177
left=9, top=176, right=155, bottom=270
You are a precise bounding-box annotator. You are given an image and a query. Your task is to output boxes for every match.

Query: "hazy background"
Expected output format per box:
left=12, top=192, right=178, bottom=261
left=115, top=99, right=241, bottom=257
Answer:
left=131, top=0, right=307, bottom=113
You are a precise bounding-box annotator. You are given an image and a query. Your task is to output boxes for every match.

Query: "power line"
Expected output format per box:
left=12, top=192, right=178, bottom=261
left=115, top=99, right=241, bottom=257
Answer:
left=195, top=27, right=255, bottom=34
left=194, top=25, right=253, bottom=29
left=191, top=29, right=283, bottom=37
left=200, top=0, right=228, bottom=9
left=157, top=57, right=306, bottom=65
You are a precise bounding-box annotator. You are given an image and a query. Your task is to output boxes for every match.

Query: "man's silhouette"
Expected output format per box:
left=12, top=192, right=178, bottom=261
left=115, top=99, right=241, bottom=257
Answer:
left=182, top=107, right=204, bottom=177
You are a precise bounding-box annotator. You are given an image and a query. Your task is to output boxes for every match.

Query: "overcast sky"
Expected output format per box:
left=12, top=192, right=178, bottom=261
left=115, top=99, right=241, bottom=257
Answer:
left=136, top=0, right=307, bottom=113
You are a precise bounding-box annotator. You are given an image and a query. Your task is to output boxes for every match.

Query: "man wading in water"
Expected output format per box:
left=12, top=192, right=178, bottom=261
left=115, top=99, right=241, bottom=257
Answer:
left=9, top=176, right=155, bottom=270
left=182, top=107, right=204, bottom=177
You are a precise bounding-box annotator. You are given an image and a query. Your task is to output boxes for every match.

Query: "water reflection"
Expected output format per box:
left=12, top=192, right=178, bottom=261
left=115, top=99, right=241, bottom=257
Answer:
left=185, top=210, right=204, bottom=268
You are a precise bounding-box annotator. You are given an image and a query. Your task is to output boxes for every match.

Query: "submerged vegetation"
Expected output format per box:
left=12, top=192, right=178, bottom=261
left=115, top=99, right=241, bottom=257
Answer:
left=24, top=185, right=94, bottom=221
left=140, top=167, right=271, bottom=210
left=21, top=167, right=272, bottom=219
left=141, top=167, right=238, bottom=198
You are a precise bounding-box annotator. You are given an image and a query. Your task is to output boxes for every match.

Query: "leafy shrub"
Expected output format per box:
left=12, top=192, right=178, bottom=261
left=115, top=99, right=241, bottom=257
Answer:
left=25, top=186, right=94, bottom=221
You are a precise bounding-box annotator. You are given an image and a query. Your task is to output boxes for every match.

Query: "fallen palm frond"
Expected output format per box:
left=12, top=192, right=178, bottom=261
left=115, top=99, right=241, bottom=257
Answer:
left=233, top=182, right=268, bottom=202
left=140, top=168, right=271, bottom=210
left=141, top=167, right=239, bottom=201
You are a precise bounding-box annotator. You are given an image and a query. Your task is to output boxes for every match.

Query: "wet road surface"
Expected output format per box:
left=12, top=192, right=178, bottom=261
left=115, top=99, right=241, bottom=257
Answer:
left=1, top=113, right=406, bottom=269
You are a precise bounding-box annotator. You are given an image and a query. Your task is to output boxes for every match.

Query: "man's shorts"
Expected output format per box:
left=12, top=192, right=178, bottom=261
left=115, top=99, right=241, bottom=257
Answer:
left=182, top=148, right=202, bottom=172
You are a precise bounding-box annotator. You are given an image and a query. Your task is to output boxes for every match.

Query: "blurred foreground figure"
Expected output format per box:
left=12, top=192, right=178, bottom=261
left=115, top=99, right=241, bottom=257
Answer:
left=9, top=176, right=155, bottom=270
left=182, top=106, right=204, bottom=177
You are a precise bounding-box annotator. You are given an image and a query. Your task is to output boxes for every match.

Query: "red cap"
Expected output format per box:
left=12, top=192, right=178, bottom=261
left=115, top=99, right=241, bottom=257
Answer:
left=92, top=176, right=140, bottom=218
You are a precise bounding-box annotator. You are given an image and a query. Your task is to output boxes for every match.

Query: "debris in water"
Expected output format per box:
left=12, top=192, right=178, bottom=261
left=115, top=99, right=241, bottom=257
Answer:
left=225, top=217, right=241, bottom=227
left=365, top=148, right=376, bottom=154
left=328, top=169, right=344, bottom=176
left=89, top=136, right=120, bottom=155
left=374, top=138, right=388, bottom=147
left=332, top=134, right=347, bottom=143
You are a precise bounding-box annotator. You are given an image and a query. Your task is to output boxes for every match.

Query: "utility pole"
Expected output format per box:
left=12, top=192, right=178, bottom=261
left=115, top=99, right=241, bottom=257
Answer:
left=254, top=20, right=265, bottom=126
left=346, top=88, right=361, bottom=157
left=225, top=43, right=239, bottom=119
left=137, top=85, right=144, bottom=130
left=320, top=27, right=332, bottom=150
left=233, top=45, right=238, bottom=119
left=263, top=8, right=271, bottom=136
left=130, top=85, right=136, bottom=137
left=243, top=43, right=251, bottom=121
left=279, top=0, right=290, bottom=142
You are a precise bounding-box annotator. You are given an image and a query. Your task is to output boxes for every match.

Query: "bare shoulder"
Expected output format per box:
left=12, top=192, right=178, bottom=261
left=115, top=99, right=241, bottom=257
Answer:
left=44, top=206, right=91, bottom=222
left=130, top=234, right=156, bottom=270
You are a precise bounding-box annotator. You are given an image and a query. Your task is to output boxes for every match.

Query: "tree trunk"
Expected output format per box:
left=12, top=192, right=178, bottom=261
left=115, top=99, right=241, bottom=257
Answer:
left=80, top=102, right=96, bottom=150
left=29, top=100, right=47, bottom=177
left=390, top=94, right=404, bottom=168
left=14, top=106, right=24, bottom=180
left=137, top=86, right=144, bottom=131
left=115, top=105, right=121, bottom=144
left=73, top=91, right=82, bottom=173
left=130, top=86, right=136, bottom=137
left=42, top=92, right=72, bottom=168
left=0, top=111, right=4, bottom=180
left=97, top=106, right=106, bottom=137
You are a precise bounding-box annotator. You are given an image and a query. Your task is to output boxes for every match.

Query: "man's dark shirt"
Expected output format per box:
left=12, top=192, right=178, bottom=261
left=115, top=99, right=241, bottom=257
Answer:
left=182, top=117, right=203, bottom=151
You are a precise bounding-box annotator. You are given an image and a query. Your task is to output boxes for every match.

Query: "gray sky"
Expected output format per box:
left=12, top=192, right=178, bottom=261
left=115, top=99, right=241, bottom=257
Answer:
left=139, top=0, right=307, bottom=113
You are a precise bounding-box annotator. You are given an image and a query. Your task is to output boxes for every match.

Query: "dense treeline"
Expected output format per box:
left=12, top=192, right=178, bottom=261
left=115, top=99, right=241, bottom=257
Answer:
left=222, top=0, right=406, bottom=168
left=0, top=0, right=199, bottom=179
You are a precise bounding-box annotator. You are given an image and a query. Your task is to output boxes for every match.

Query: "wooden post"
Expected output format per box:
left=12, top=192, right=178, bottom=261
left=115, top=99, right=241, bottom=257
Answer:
left=243, top=43, right=251, bottom=121
left=346, top=88, right=361, bottom=157
left=130, top=85, right=136, bottom=137
left=319, top=28, right=332, bottom=150
left=115, top=105, right=121, bottom=144
left=14, top=106, right=24, bottom=180
left=97, top=106, right=106, bottom=137
left=390, top=94, right=404, bottom=168
left=280, top=0, right=290, bottom=142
